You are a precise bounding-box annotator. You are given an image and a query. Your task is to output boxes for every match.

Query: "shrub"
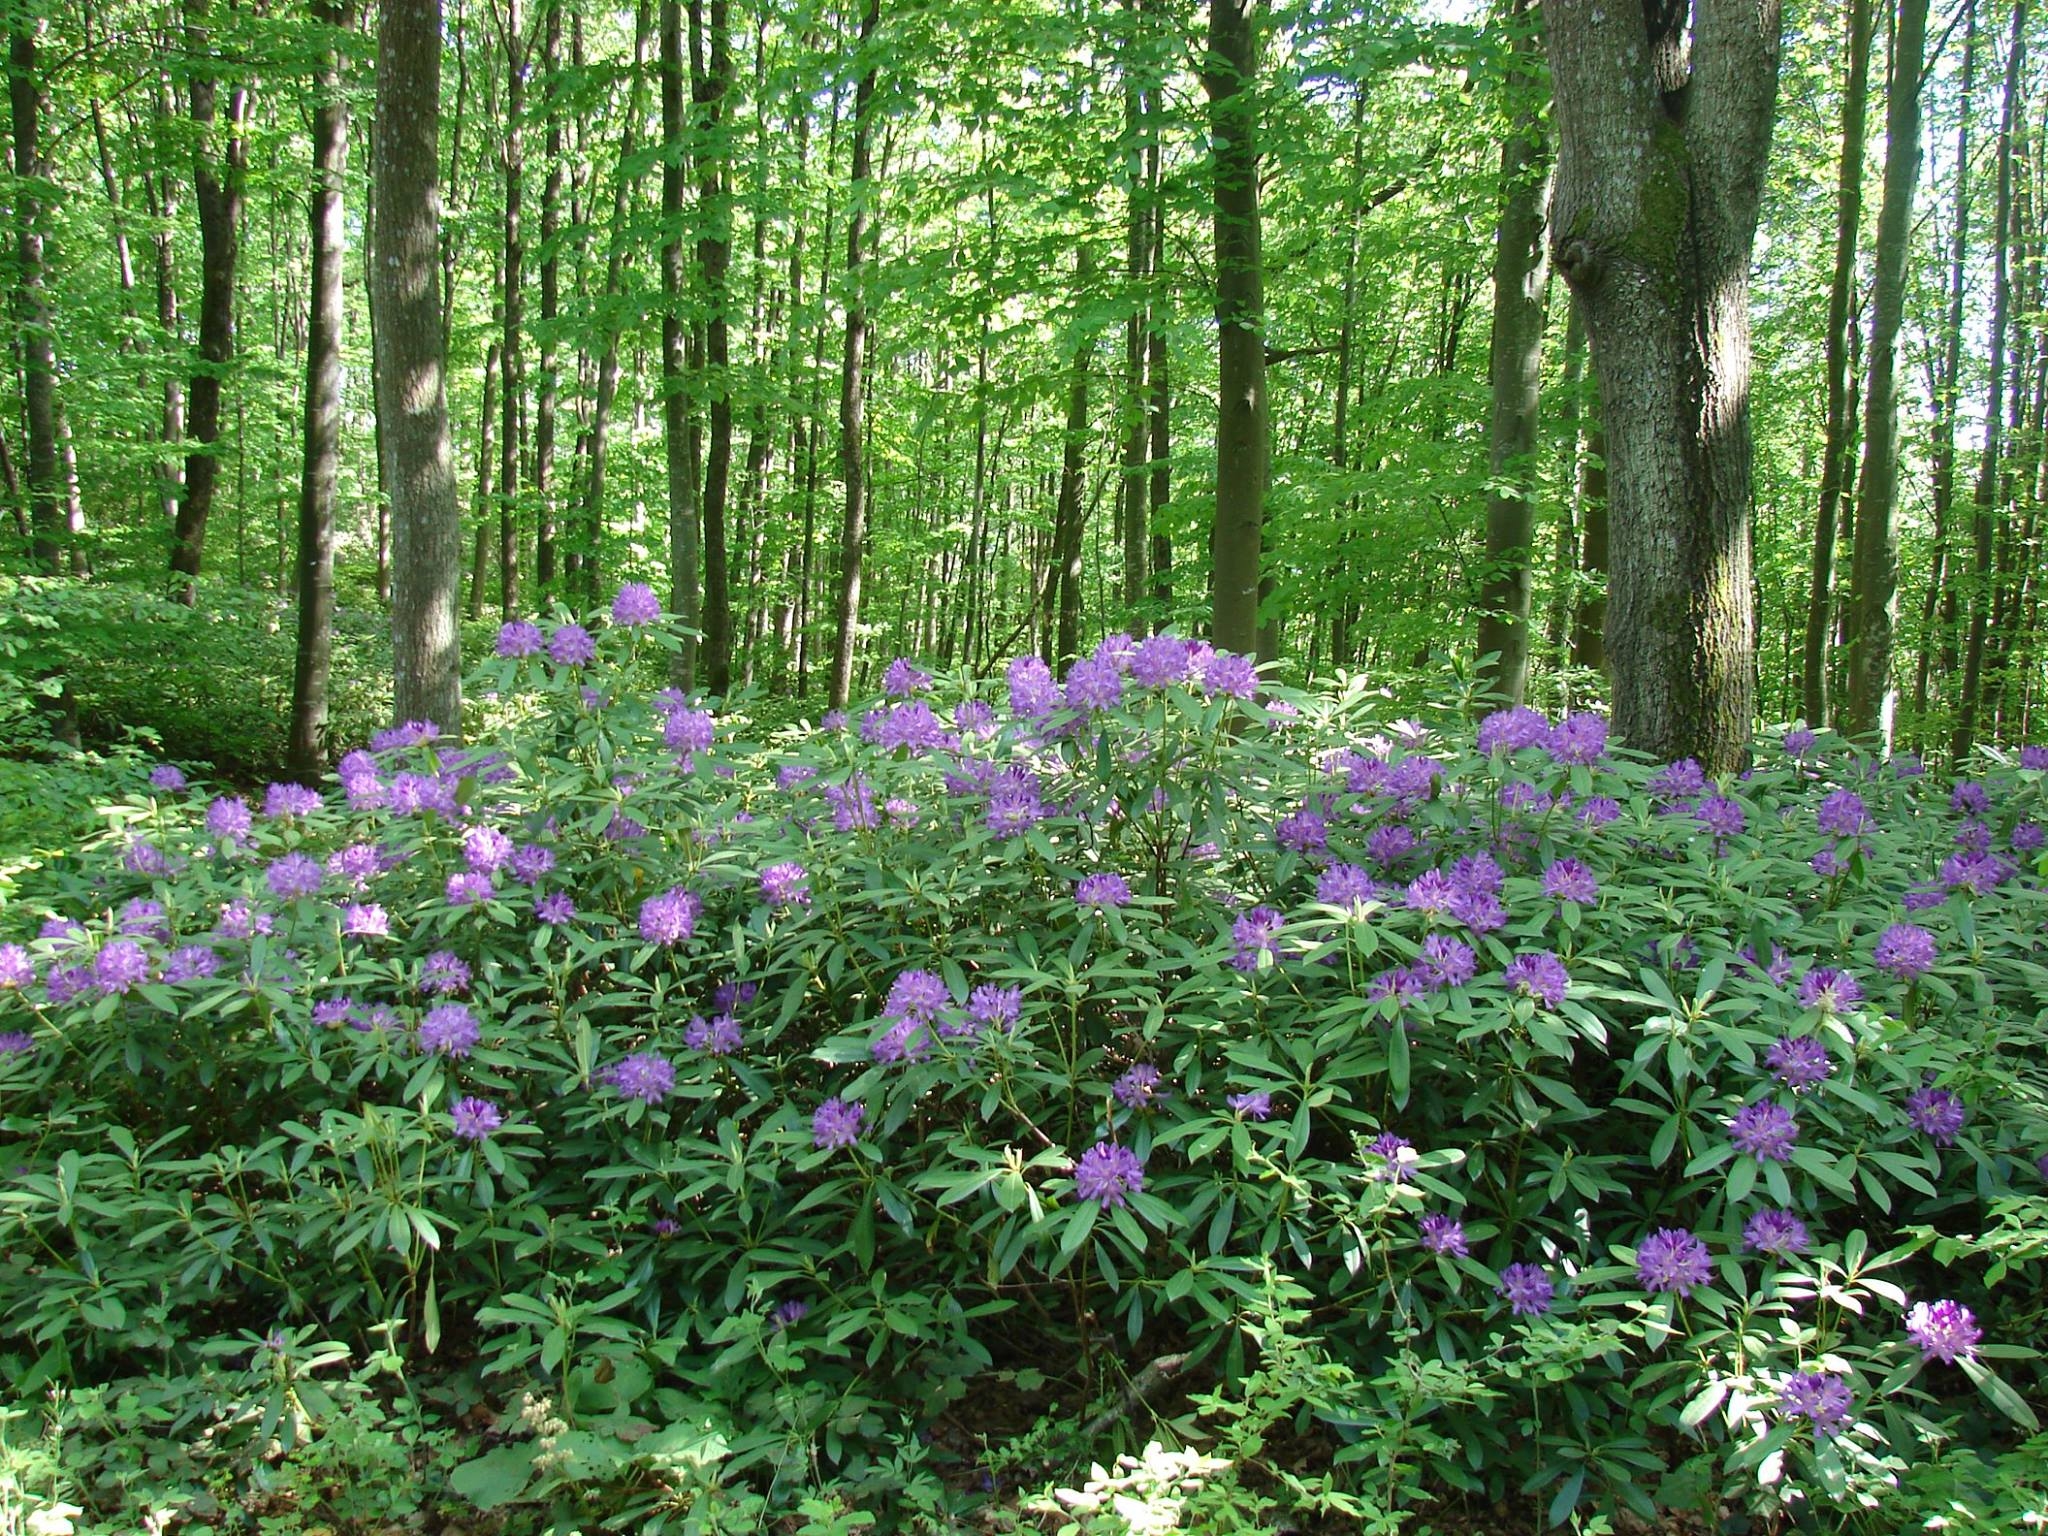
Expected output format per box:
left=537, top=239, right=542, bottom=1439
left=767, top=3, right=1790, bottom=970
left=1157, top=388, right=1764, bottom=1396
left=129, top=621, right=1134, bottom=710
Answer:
left=0, top=596, right=2044, bottom=1529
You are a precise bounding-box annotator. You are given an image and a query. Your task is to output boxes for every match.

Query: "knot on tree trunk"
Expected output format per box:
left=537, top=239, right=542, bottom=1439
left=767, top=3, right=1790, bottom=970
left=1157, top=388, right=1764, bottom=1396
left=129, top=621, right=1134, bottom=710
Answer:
left=1553, top=235, right=1602, bottom=290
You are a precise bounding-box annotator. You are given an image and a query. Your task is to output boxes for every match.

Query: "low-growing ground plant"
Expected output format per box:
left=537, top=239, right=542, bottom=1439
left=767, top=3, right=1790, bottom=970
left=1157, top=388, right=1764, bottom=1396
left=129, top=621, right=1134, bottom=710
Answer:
left=0, top=587, right=2044, bottom=1532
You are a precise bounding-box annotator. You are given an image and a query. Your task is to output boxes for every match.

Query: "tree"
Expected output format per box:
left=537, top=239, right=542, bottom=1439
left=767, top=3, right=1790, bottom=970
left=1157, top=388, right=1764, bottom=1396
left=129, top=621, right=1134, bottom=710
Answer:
left=9, top=12, right=63, bottom=575
left=661, top=0, right=699, bottom=686
left=377, top=0, right=464, bottom=735
left=827, top=0, right=880, bottom=710
left=1204, top=0, right=1267, bottom=660
left=1839, top=0, right=1931, bottom=744
left=499, top=0, right=526, bottom=619
left=1475, top=1, right=1553, bottom=707
left=287, top=0, right=353, bottom=779
left=1542, top=0, right=1782, bottom=771
left=694, top=0, right=734, bottom=695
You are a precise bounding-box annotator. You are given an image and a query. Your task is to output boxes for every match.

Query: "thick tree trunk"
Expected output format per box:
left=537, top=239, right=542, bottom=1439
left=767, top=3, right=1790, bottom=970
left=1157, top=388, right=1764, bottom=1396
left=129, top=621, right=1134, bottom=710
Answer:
left=661, top=0, right=699, bottom=685
left=827, top=0, right=881, bottom=710
left=1839, top=0, right=1929, bottom=745
left=1475, top=6, right=1553, bottom=708
left=376, top=0, right=463, bottom=735
left=1954, top=0, right=2026, bottom=762
left=1542, top=0, right=1780, bottom=770
left=694, top=0, right=734, bottom=694
left=170, top=0, right=246, bottom=599
left=288, top=1, right=352, bottom=781
left=1204, top=0, right=1266, bottom=657
left=1801, top=0, right=1873, bottom=728
left=8, top=18, right=61, bottom=576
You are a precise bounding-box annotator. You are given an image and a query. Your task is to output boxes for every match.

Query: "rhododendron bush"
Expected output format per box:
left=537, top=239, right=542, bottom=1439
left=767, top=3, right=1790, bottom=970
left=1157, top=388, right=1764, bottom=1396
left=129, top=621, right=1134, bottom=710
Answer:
left=1, top=592, right=2045, bottom=1529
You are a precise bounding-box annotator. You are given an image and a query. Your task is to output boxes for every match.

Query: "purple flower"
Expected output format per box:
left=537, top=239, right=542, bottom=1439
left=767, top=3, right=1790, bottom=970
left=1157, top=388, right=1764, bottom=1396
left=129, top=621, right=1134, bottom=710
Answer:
left=1007, top=655, right=1059, bottom=717
left=548, top=624, right=597, bottom=667
left=1548, top=712, right=1608, bottom=765
left=685, top=1013, right=742, bottom=1055
left=327, top=843, right=380, bottom=889
left=1131, top=635, right=1192, bottom=687
left=1405, top=870, right=1457, bottom=917
left=508, top=843, right=556, bottom=885
left=1366, top=1132, right=1416, bottom=1183
left=1497, top=1263, right=1555, bottom=1317
left=450, top=1096, right=503, bottom=1141
left=1503, top=951, right=1570, bottom=1010
left=1905, top=1299, right=1981, bottom=1364
left=1695, top=794, right=1746, bottom=840
left=1201, top=651, right=1259, bottom=700
left=1636, top=1228, right=1714, bottom=1297
left=149, top=763, right=188, bottom=792
left=882, top=657, right=932, bottom=696
left=966, top=984, right=1021, bottom=1033
left=1647, top=759, right=1708, bottom=804
left=1064, top=656, right=1124, bottom=712
left=1073, top=1141, right=1145, bottom=1207
left=812, top=1097, right=866, bottom=1150
left=264, top=783, right=322, bottom=819
left=534, top=891, right=576, bottom=925
left=1951, top=780, right=1990, bottom=816
left=266, top=853, right=325, bottom=901
left=446, top=872, right=495, bottom=907
left=1782, top=726, right=1818, bottom=757
left=1742, top=1208, right=1811, bottom=1259
left=1276, top=807, right=1329, bottom=854
left=1420, top=934, right=1477, bottom=989
left=638, top=887, right=702, bottom=946
left=206, top=796, right=253, bottom=845
left=1366, top=823, right=1418, bottom=868
left=497, top=620, right=544, bottom=657
left=1766, top=1036, right=1833, bottom=1091
left=1796, top=968, right=1862, bottom=1014
left=1477, top=706, right=1551, bottom=754
left=1542, top=858, right=1598, bottom=905
left=1077, top=873, right=1133, bottom=909
left=1811, top=847, right=1849, bottom=877
left=162, top=945, right=218, bottom=984
left=1729, top=1101, right=1799, bottom=1163
left=91, top=940, right=151, bottom=995
left=1778, top=1371, right=1853, bottom=1437
left=884, top=969, right=949, bottom=1025
left=418, top=1003, right=481, bottom=1057
left=1227, top=1091, right=1272, bottom=1120
left=760, top=862, right=810, bottom=907
left=1418, top=1212, right=1469, bottom=1257
left=118, top=899, right=170, bottom=942
left=1905, top=1086, right=1966, bottom=1146
left=771, top=1298, right=810, bottom=1328
left=342, top=903, right=390, bottom=938
left=665, top=708, right=716, bottom=754
left=1873, top=922, right=1936, bottom=980
left=1317, top=864, right=1381, bottom=909
left=0, top=945, right=34, bottom=989
left=1816, top=789, right=1871, bottom=838
left=1230, top=905, right=1284, bottom=971
left=1113, top=1064, right=1164, bottom=1109
left=462, top=825, right=513, bottom=874
left=2021, top=745, right=2048, bottom=771
left=420, top=950, right=472, bottom=995
left=604, top=1050, right=676, bottom=1103
left=611, top=581, right=661, bottom=626
left=1576, top=795, right=1622, bottom=827
left=44, top=966, right=89, bottom=1006
left=871, top=1017, right=932, bottom=1064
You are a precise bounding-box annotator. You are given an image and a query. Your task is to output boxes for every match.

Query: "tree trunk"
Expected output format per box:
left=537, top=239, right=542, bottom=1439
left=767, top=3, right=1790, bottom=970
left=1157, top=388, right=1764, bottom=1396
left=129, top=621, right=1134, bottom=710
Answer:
left=1204, top=0, right=1267, bottom=658
left=535, top=0, right=562, bottom=592
left=1542, top=0, right=1780, bottom=770
left=827, top=0, right=881, bottom=710
left=1475, top=4, right=1553, bottom=708
left=1570, top=368, right=1609, bottom=672
left=1801, top=0, right=1873, bottom=728
left=1055, top=248, right=1095, bottom=667
left=1119, top=0, right=1150, bottom=623
left=468, top=340, right=499, bottom=619
left=8, top=17, right=62, bottom=576
left=1144, top=0, right=1172, bottom=631
left=287, top=0, right=352, bottom=781
left=694, top=0, right=734, bottom=694
left=1546, top=299, right=1584, bottom=655
left=1839, top=0, right=1929, bottom=745
left=500, top=0, right=525, bottom=619
left=170, top=0, right=246, bottom=599
left=1954, top=0, right=2026, bottom=762
left=661, top=0, right=700, bottom=685
left=377, top=0, right=463, bottom=735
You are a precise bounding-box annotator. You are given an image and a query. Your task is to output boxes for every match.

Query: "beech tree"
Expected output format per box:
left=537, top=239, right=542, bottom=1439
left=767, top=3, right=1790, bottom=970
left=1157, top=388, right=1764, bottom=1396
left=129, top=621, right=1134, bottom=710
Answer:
left=1542, top=0, right=1782, bottom=770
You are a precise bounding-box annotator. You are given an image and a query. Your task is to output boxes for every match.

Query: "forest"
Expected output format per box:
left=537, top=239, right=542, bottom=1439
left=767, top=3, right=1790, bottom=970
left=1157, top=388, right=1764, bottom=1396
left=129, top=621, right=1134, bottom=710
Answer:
left=3, top=0, right=2048, bottom=1532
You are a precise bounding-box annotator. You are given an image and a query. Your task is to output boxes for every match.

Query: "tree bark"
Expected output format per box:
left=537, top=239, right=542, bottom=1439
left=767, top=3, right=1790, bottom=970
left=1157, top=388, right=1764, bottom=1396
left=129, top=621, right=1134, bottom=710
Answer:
left=694, top=0, right=734, bottom=694
left=1801, top=0, right=1873, bottom=728
left=827, top=0, right=881, bottom=710
left=1542, top=0, right=1780, bottom=770
left=500, top=0, right=526, bottom=619
left=288, top=0, right=352, bottom=780
left=661, top=0, right=700, bottom=686
left=1204, top=0, right=1267, bottom=658
left=535, top=0, right=562, bottom=592
left=8, top=16, right=61, bottom=576
left=1839, top=0, right=1929, bottom=745
left=1475, top=3, right=1553, bottom=707
left=170, top=0, right=247, bottom=599
left=1119, top=0, right=1151, bottom=624
left=377, top=0, right=464, bottom=735
left=1054, top=248, right=1095, bottom=668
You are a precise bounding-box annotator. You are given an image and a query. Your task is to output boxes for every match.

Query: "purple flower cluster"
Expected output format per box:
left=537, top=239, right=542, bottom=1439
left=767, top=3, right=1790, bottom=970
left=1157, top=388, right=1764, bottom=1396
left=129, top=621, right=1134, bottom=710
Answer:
left=1766, top=1036, right=1833, bottom=1092
left=1076, top=873, right=1133, bottom=910
left=1635, top=1228, right=1713, bottom=1297
left=1503, top=951, right=1569, bottom=1010
left=812, top=1097, right=866, bottom=1149
left=1073, top=1141, right=1144, bottom=1207
left=638, top=888, right=702, bottom=946
left=1873, top=922, right=1937, bottom=980
left=1777, top=1371, right=1853, bottom=1436
left=604, top=1050, right=675, bottom=1103
left=1728, top=1101, right=1799, bottom=1162
left=1905, top=1299, right=1981, bottom=1363
left=1905, top=1086, right=1966, bottom=1146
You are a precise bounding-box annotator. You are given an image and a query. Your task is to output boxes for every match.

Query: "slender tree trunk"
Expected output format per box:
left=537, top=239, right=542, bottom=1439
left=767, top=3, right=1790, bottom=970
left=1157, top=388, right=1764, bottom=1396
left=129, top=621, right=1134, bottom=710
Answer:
left=1204, top=0, right=1267, bottom=658
left=468, top=340, right=499, bottom=619
left=694, top=0, right=735, bottom=693
left=1802, top=0, right=1873, bottom=727
left=1475, top=2, right=1553, bottom=707
left=288, top=0, right=352, bottom=781
left=150, top=70, right=185, bottom=529
left=170, top=0, right=247, bottom=598
left=500, top=0, right=525, bottom=619
left=535, top=0, right=562, bottom=592
left=1839, top=0, right=1930, bottom=745
left=1955, top=0, right=2027, bottom=761
left=1119, top=0, right=1150, bottom=623
left=1546, top=299, right=1584, bottom=655
left=1570, top=371, right=1609, bottom=672
left=8, top=17, right=61, bottom=575
left=1542, top=0, right=1780, bottom=770
left=827, top=0, right=881, bottom=710
left=377, top=0, right=463, bottom=735
left=661, top=0, right=699, bottom=684
left=1054, top=248, right=1095, bottom=667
